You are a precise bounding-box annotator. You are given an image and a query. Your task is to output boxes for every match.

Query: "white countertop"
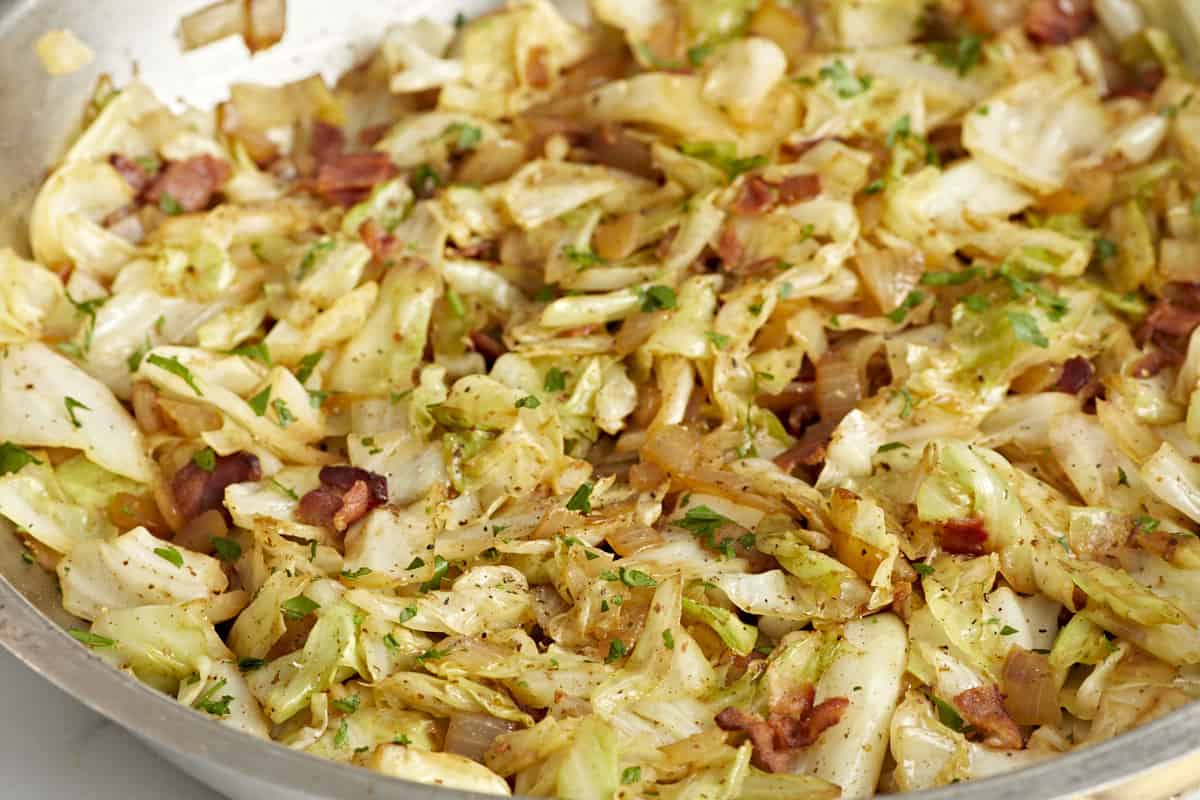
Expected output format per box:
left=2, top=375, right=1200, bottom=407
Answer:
left=0, top=646, right=222, bottom=799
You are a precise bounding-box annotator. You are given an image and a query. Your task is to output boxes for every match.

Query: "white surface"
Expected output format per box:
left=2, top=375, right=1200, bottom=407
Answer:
left=0, top=646, right=223, bottom=799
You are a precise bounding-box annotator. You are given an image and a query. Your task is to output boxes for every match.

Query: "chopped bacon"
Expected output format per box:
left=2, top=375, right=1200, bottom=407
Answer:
left=938, top=517, right=988, bottom=555
left=319, top=466, right=388, bottom=505
left=1139, top=300, right=1200, bottom=341
left=296, top=466, right=388, bottom=532
left=332, top=480, right=371, bottom=532
left=171, top=452, right=262, bottom=522
left=773, top=421, right=835, bottom=474
left=315, top=152, right=398, bottom=206
left=109, top=154, right=154, bottom=195
left=780, top=137, right=829, bottom=159
left=311, top=122, right=347, bottom=164
left=715, top=684, right=848, bottom=773
left=296, top=485, right=344, bottom=528
left=358, top=124, right=391, bottom=148
left=954, top=685, right=1023, bottom=750
left=1131, top=348, right=1178, bottom=379
left=717, top=224, right=744, bottom=270
left=732, top=176, right=777, bottom=216
left=1025, top=0, right=1093, bottom=44
left=777, top=174, right=821, bottom=204
left=359, top=218, right=399, bottom=262
left=469, top=329, right=507, bottom=363
left=146, top=155, right=232, bottom=213
left=525, top=46, right=552, bottom=89
left=1052, top=356, right=1095, bottom=394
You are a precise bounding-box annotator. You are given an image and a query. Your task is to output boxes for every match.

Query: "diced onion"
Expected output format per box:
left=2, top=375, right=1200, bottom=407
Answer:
left=35, top=29, right=94, bottom=76
left=245, top=0, right=287, bottom=52
left=445, top=712, right=518, bottom=763
left=178, top=0, right=246, bottom=52
left=173, top=508, right=228, bottom=555
left=606, top=525, right=664, bottom=556
left=1001, top=647, right=1062, bottom=726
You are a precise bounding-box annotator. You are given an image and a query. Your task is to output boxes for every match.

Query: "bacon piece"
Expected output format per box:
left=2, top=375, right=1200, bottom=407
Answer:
left=331, top=480, right=371, bottom=532
left=109, top=154, right=154, bottom=195
left=146, top=155, right=232, bottom=213
left=774, top=421, right=835, bottom=474
left=315, top=152, right=398, bottom=206
left=1025, top=0, right=1093, bottom=44
left=717, top=224, right=744, bottom=270
left=715, top=684, right=849, bottom=773
left=359, top=218, right=399, bottom=262
left=319, top=466, right=388, bottom=505
left=297, top=466, right=389, bottom=531
left=732, top=176, right=777, bottom=216
left=469, top=329, right=507, bottom=362
left=938, top=517, right=988, bottom=555
left=1052, top=356, right=1095, bottom=394
left=1131, top=348, right=1178, bottom=379
left=1139, top=300, right=1200, bottom=341
left=296, top=485, right=344, bottom=528
left=954, top=685, right=1023, bottom=750
left=171, top=452, right=262, bottom=522
left=311, top=122, right=346, bottom=164
left=776, top=174, right=821, bottom=204
left=525, top=45, right=552, bottom=89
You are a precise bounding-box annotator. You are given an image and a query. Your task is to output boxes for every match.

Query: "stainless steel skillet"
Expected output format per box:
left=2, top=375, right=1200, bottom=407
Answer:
left=1, top=1, right=1199, bottom=797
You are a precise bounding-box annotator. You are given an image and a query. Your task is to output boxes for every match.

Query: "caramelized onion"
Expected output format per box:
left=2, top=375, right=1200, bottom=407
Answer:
left=593, top=213, right=641, bottom=262
left=108, top=492, right=170, bottom=538
left=244, top=0, right=287, bottom=52
left=158, top=397, right=223, bottom=437
left=173, top=509, right=228, bottom=555
left=1002, top=647, right=1062, bottom=726
left=131, top=381, right=164, bottom=434
left=178, top=0, right=244, bottom=51
left=854, top=245, right=923, bottom=315
left=606, top=525, right=664, bottom=556
left=814, top=349, right=862, bottom=426
left=445, top=713, right=519, bottom=763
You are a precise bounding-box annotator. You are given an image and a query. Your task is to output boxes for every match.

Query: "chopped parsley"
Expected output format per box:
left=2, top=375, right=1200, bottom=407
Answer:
left=159, top=192, right=183, bottom=216
left=193, top=678, right=234, bottom=716
left=877, top=442, right=909, bottom=453
left=341, top=567, right=372, bottom=579
left=619, top=567, right=657, bottom=588
left=445, top=287, right=466, bottom=318
left=63, top=396, right=90, bottom=428
left=621, top=766, right=642, bottom=785
left=331, top=695, right=361, bottom=714
left=238, top=657, right=266, bottom=672
left=271, top=398, right=295, bottom=429
left=146, top=354, right=202, bottom=396
left=397, top=605, right=418, bottom=624
left=333, top=719, right=349, bottom=749
left=419, top=555, right=449, bottom=592
left=605, top=638, right=628, bottom=663
left=154, top=546, right=184, bottom=568
left=1007, top=311, right=1049, bottom=348
left=921, top=267, right=980, bottom=287
left=544, top=367, right=567, bottom=393
left=1096, top=237, right=1118, bottom=262
left=295, top=351, right=324, bottom=384
left=886, top=114, right=911, bottom=148
left=406, top=557, right=426, bottom=570
left=563, top=245, right=606, bottom=269
left=228, top=341, right=271, bottom=365
left=638, top=285, right=678, bottom=312
left=515, top=395, right=541, bottom=409
left=210, top=536, right=241, bottom=562
left=1117, top=466, right=1129, bottom=487
left=445, top=122, right=482, bottom=151
left=819, top=59, right=873, bottom=98
left=69, top=629, right=115, bottom=648
left=886, top=290, right=926, bottom=323
left=662, top=630, right=675, bottom=650
left=269, top=477, right=298, bottom=500
left=566, top=482, right=594, bottom=514
left=932, top=695, right=966, bottom=732
left=281, top=595, right=320, bottom=620
left=0, top=442, right=40, bottom=476
left=1137, top=516, right=1160, bottom=532
left=296, top=239, right=335, bottom=280
left=999, top=625, right=1018, bottom=636
left=929, top=34, right=982, bottom=75
left=913, top=563, right=934, bottom=576
left=676, top=505, right=732, bottom=537
left=192, top=447, right=217, bottom=472
left=705, top=331, right=731, bottom=349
